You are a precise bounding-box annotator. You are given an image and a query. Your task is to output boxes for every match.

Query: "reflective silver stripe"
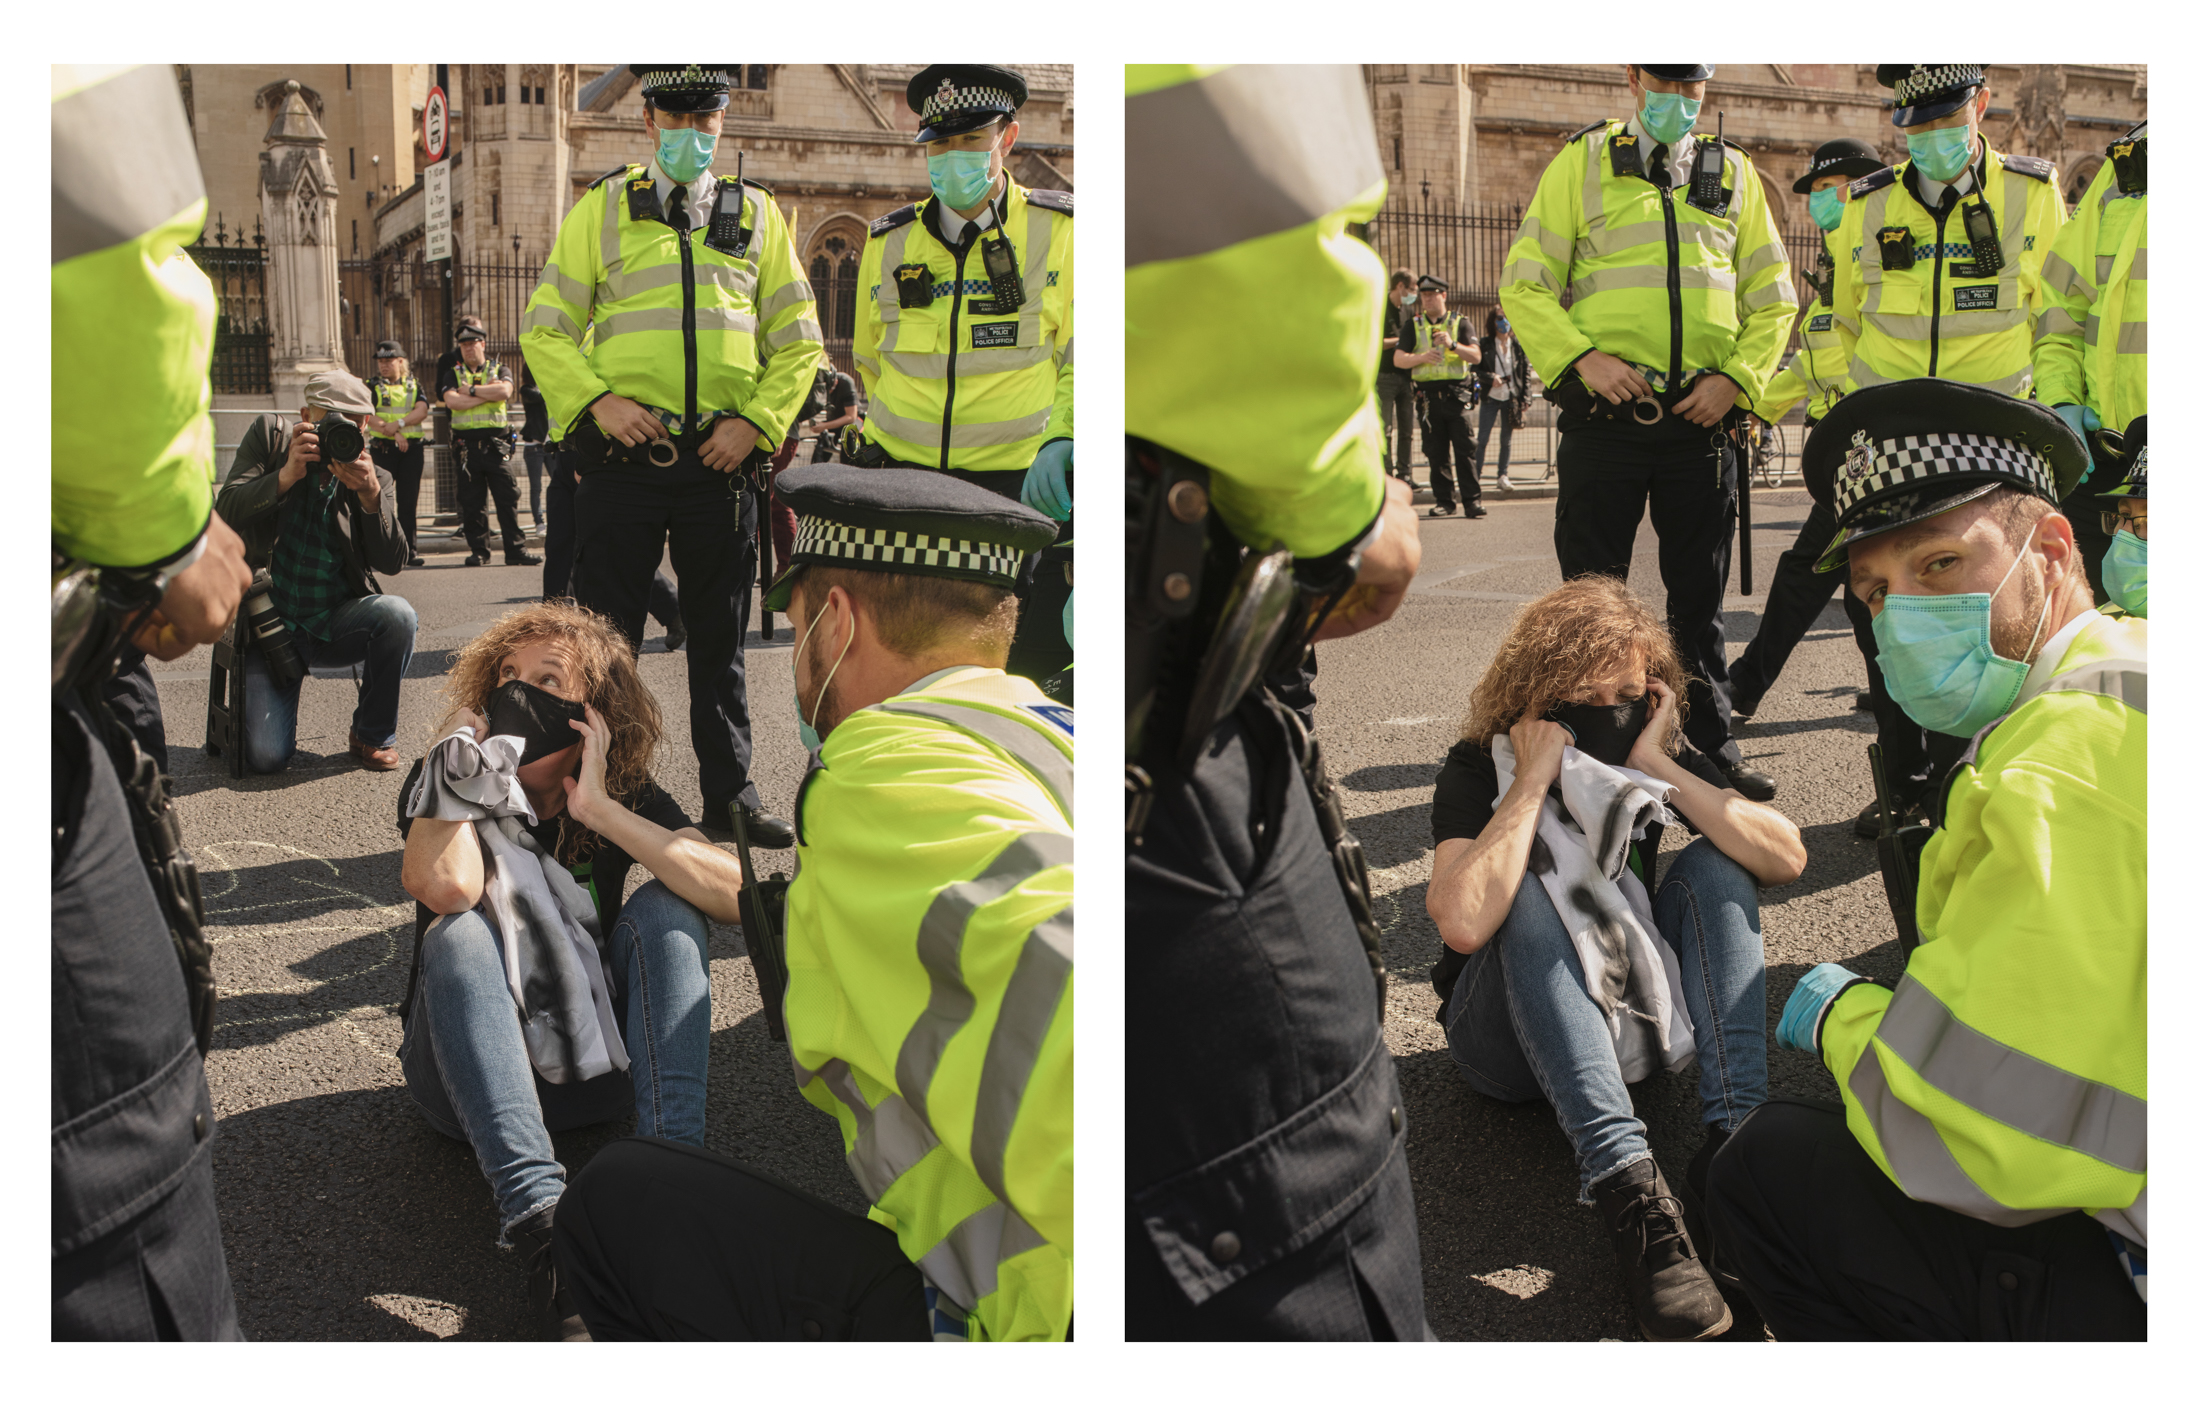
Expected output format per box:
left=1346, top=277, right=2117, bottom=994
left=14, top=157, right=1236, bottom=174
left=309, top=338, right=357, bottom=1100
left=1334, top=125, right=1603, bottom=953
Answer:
left=1875, top=979, right=2147, bottom=1173
left=868, top=401, right=943, bottom=447
left=2116, top=321, right=2147, bottom=355
left=1741, top=274, right=1796, bottom=314
left=871, top=699, right=1074, bottom=818
left=607, top=259, right=755, bottom=302
left=2127, top=244, right=2147, bottom=282
left=969, top=906, right=1073, bottom=1205
left=2083, top=313, right=2103, bottom=348
left=854, top=354, right=880, bottom=380
left=1128, top=64, right=1382, bottom=267
left=1020, top=208, right=1056, bottom=314
left=1514, top=214, right=1571, bottom=264
left=887, top=343, right=1055, bottom=379
left=1735, top=238, right=1790, bottom=285
left=762, top=317, right=823, bottom=352
left=876, top=223, right=914, bottom=371
left=892, top=832, right=1075, bottom=1125
left=2038, top=249, right=2087, bottom=299
left=53, top=64, right=206, bottom=265
left=537, top=261, right=595, bottom=310
left=1573, top=263, right=1733, bottom=298
left=1996, top=165, right=2030, bottom=272
left=598, top=306, right=757, bottom=341
left=2032, top=305, right=2082, bottom=343
left=1849, top=1045, right=2068, bottom=1228
left=2092, top=253, right=2118, bottom=288
left=918, top=1198, right=1051, bottom=1315
left=1500, top=255, right=1564, bottom=296
left=600, top=171, right=627, bottom=274
left=2040, top=659, right=2147, bottom=714
left=815, top=1058, right=943, bottom=1204
left=1575, top=222, right=1673, bottom=259
left=1579, top=129, right=1608, bottom=227
left=879, top=401, right=1053, bottom=450
left=758, top=280, right=817, bottom=324
left=1056, top=335, right=1074, bottom=368
left=522, top=303, right=583, bottom=342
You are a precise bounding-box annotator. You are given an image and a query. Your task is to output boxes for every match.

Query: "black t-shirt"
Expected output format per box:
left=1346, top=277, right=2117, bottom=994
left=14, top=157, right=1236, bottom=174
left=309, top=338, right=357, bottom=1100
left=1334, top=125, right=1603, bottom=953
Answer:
left=1380, top=299, right=1410, bottom=376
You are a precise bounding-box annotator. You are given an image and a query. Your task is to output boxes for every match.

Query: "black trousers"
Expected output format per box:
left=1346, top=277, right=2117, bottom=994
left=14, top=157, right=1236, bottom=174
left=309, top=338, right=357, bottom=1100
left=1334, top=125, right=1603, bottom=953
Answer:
left=100, top=644, right=168, bottom=776
left=1127, top=694, right=1427, bottom=1340
left=924, top=463, right=1075, bottom=683
left=1705, top=1100, right=2145, bottom=1341
left=1554, top=416, right=1739, bottom=766
left=571, top=443, right=759, bottom=811
left=371, top=437, right=426, bottom=552
left=52, top=692, right=241, bottom=1340
left=1376, top=371, right=1415, bottom=480
left=1421, top=384, right=1478, bottom=510
left=543, top=450, right=681, bottom=625
left=554, top=1137, right=930, bottom=1340
left=454, top=430, right=526, bottom=554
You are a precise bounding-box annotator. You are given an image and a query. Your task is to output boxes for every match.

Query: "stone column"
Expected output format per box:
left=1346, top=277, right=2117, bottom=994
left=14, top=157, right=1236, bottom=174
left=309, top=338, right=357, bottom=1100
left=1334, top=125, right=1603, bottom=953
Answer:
left=259, top=80, right=346, bottom=411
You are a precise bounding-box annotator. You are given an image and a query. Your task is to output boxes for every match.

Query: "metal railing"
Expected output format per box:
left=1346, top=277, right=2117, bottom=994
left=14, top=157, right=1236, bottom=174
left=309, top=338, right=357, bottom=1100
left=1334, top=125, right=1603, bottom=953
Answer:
left=185, top=214, right=272, bottom=395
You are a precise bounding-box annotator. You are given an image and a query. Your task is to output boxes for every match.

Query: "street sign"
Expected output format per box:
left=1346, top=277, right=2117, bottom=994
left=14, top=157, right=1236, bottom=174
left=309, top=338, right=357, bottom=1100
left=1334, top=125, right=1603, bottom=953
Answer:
left=423, top=85, right=448, bottom=163
left=425, top=160, right=451, bottom=262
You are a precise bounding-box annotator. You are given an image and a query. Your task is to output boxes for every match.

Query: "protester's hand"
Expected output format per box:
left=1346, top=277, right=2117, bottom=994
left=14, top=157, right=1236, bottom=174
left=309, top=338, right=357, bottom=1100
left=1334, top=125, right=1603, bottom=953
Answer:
left=562, top=703, right=616, bottom=828
left=1626, top=676, right=1681, bottom=771
left=1674, top=372, right=1740, bottom=427
left=591, top=393, right=670, bottom=449
left=699, top=415, right=761, bottom=472
left=1022, top=439, right=1073, bottom=520
left=1311, top=476, right=1422, bottom=643
left=446, top=705, right=488, bottom=739
left=1509, top=717, right=1571, bottom=791
left=131, top=511, right=251, bottom=660
left=280, top=423, right=319, bottom=490
left=1575, top=350, right=1655, bottom=405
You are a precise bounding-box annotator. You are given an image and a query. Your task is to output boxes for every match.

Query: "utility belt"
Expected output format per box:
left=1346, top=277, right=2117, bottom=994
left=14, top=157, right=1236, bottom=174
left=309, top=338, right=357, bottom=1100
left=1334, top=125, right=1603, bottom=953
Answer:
left=452, top=425, right=518, bottom=463
left=1547, top=361, right=1720, bottom=427
left=570, top=404, right=768, bottom=483
left=51, top=553, right=217, bottom=1054
left=1126, top=438, right=1388, bottom=1019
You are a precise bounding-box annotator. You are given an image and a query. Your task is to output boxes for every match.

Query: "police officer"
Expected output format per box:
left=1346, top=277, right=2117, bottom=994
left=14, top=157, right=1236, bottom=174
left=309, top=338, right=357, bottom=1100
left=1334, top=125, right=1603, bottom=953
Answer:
left=1128, top=63, right=1429, bottom=1340
left=550, top=467, right=1072, bottom=1341
left=1705, top=381, right=2145, bottom=1340
left=522, top=63, right=822, bottom=845
left=2095, top=416, right=2147, bottom=618
left=441, top=325, right=537, bottom=567
left=2035, top=118, right=2147, bottom=597
left=53, top=62, right=253, bottom=1339
left=1393, top=274, right=1484, bottom=517
left=1502, top=64, right=1797, bottom=801
left=364, top=338, right=430, bottom=566
left=852, top=64, right=1075, bottom=683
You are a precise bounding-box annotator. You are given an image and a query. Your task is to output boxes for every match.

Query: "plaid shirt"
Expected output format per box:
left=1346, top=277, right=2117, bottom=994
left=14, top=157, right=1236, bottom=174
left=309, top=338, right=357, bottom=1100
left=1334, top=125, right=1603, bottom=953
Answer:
left=269, top=466, right=352, bottom=639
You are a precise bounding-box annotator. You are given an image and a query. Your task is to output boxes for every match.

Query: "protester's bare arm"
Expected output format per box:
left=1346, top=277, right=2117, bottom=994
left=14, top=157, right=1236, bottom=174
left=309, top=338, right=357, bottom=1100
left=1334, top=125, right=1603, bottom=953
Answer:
left=402, top=708, right=488, bottom=913
left=1628, top=678, right=1805, bottom=885
left=562, top=706, right=746, bottom=923
left=1425, top=719, right=1567, bottom=952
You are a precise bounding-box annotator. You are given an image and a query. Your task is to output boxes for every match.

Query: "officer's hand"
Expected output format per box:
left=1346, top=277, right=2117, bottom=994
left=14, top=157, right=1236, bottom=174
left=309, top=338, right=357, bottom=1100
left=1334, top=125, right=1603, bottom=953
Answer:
left=1674, top=372, right=1741, bottom=427
left=1508, top=717, right=1571, bottom=791
left=132, top=511, right=251, bottom=660
left=1312, top=476, right=1422, bottom=643
left=1022, top=440, right=1074, bottom=520
left=1776, top=961, right=1868, bottom=1057
left=591, top=394, right=670, bottom=449
left=2053, top=404, right=2099, bottom=482
left=1576, top=350, right=1655, bottom=405
left=280, top=424, right=320, bottom=490
left=700, top=415, right=762, bottom=472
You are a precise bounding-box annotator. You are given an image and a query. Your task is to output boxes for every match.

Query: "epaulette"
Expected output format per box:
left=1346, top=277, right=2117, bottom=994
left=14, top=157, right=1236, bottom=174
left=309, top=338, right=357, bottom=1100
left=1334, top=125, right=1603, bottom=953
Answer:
left=588, top=163, right=638, bottom=190
left=1999, top=152, right=2056, bottom=182
left=1720, top=139, right=1754, bottom=164
left=2120, top=120, right=2148, bottom=142
left=1847, top=166, right=1897, bottom=199
left=868, top=203, right=920, bottom=238
left=1025, top=188, right=1073, bottom=216
left=1565, top=119, right=1617, bottom=145
left=736, top=175, right=774, bottom=197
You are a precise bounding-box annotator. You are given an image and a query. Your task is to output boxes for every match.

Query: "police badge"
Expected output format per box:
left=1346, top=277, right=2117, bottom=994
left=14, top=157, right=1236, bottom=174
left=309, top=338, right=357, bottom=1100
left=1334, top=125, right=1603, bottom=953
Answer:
left=1844, top=429, right=1875, bottom=484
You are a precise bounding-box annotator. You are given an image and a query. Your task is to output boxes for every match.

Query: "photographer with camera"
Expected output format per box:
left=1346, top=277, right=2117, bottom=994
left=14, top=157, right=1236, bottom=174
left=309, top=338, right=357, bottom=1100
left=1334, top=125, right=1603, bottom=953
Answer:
left=441, top=325, right=539, bottom=568
left=215, top=370, right=416, bottom=773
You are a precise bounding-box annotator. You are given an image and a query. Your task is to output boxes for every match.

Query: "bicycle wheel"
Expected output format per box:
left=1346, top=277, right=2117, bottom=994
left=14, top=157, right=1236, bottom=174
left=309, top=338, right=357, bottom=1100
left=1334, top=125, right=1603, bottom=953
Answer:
left=1763, top=423, right=1788, bottom=487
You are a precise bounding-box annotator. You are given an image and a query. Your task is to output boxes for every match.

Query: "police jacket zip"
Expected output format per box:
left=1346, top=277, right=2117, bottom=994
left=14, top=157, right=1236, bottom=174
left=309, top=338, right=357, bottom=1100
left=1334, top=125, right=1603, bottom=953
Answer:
left=940, top=223, right=974, bottom=467
left=1660, top=181, right=1684, bottom=387
left=677, top=199, right=699, bottom=429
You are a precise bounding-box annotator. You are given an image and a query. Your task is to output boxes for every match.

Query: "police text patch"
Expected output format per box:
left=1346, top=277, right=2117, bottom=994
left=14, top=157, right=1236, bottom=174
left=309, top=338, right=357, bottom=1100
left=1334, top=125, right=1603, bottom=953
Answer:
left=1953, top=285, right=1998, bottom=311
left=970, top=321, right=1020, bottom=349
left=1808, top=314, right=1835, bottom=333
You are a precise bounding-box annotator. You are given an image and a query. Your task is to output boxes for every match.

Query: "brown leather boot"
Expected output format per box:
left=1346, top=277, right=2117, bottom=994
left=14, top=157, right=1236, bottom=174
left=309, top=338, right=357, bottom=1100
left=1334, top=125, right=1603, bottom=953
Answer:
left=1592, top=1156, right=1732, bottom=1341
left=347, top=729, right=400, bottom=771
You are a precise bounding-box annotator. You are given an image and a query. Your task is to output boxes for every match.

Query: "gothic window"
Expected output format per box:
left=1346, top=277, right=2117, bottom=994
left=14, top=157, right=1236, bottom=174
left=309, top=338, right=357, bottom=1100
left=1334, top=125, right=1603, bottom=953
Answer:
left=523, top=65, right=553, bottom=134
left=745, top=65, right=770, bottom=91
left=808, top=231, right=861, bottom=343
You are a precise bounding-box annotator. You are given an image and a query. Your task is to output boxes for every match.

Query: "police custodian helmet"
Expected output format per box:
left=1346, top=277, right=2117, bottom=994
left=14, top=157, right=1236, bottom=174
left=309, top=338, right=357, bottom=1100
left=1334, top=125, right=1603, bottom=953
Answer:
left=905, top=64, right=1028, bottom=143
left=628, top=64, right=738, bottom=113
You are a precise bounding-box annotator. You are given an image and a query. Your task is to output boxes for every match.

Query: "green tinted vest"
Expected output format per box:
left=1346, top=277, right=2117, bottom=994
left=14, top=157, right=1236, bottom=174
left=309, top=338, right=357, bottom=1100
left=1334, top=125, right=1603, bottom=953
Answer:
left=368, top=374, right=424, bottom=442
left=1408, top=312, right=1472, bottom=383
left=449, top=358, right=508, bottom=431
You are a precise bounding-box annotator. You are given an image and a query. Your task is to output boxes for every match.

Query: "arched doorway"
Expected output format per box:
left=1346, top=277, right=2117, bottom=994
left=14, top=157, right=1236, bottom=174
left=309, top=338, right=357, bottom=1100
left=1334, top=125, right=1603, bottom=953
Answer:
left=806, top=217, right=869, bottom=372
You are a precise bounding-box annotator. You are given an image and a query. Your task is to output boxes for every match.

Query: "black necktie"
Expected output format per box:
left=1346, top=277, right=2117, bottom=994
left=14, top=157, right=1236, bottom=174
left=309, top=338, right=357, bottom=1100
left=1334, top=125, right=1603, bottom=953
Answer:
left=1649, top=143, right=1672, bottom=190
left=666, top=186, right=689, bottom=230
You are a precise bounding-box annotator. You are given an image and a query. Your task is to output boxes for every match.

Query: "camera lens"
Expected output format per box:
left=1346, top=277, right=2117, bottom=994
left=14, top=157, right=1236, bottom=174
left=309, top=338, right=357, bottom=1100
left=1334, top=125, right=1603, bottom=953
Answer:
left=316, top=414, right=366, bottom=465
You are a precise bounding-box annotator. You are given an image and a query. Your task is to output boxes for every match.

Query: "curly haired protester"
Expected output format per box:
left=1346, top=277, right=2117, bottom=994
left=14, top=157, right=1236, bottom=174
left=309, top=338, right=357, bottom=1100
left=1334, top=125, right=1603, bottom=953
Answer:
left=1423, top=575, right=1804, bottom=1341
left=397, top=601, right=743, bottom=1340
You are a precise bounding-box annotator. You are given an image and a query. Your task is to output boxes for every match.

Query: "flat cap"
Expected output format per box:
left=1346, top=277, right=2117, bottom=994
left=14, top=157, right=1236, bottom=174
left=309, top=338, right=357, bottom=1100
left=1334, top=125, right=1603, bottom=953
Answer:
left=906, top=64, right=1027, bottom=143
left=2098, top=415, right=2148, bottom=501
left=1793, top=137, right=1887, bottom=193
left=1877, top=65, right=1985, bottom=128
left=304, top=369, right=374, bottom=417
left=1417, top=274, right=1449, bottom=293
left=1805, top=381, right=2084, bottom=574
left=374, top=339, right=407, bottom=360
left=1637, top=64, right=1714, bottom=82
left=762, top=465, right=1060, bottom=610
left=629, top=64, right=736, bottom=113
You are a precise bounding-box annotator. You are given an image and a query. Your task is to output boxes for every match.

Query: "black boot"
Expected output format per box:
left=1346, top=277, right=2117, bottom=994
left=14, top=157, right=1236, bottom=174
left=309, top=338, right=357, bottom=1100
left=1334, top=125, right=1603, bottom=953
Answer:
left=508, top=1204, right=591, bottom=1342
left=1592, top=1157, right=1732, bottom=1341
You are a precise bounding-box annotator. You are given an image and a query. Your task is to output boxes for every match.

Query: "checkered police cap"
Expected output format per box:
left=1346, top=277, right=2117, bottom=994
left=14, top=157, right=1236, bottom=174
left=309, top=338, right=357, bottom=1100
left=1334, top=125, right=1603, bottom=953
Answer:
left=791, top=517, right=1027, bottom=581
left=629, top=65, right=736, bottom=113
left=905, top=65, right=1028, bottom=142
left=924, top=80, right=1018, bottom=125
left=760, top=463, right=1060, bottom=610
left=1877, top=65, right=1986, bottom=126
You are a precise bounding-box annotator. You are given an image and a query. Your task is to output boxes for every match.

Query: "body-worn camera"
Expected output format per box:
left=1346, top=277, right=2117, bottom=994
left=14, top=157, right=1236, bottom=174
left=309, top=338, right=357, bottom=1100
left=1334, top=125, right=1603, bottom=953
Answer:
left=314, top=413, right=366, bottom=466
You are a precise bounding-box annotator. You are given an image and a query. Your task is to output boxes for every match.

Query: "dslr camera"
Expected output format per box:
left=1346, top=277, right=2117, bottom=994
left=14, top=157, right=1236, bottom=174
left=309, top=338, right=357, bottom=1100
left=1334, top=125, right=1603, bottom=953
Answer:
left=313, top=412, right=366, bottom=466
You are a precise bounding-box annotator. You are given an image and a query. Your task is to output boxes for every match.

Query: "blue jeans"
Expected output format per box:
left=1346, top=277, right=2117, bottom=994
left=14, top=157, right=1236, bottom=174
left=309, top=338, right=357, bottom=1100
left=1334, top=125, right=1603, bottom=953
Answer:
left=1443, top=837, right=1767, bottom=1202
left=398, top=880, right=714, bottom=1239
left=240, top=592, right=417, bottom=771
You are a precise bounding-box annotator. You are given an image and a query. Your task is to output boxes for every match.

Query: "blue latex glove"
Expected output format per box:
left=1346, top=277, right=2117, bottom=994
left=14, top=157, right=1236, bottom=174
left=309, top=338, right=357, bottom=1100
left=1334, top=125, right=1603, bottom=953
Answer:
left=1022, top=439, right=1074, bottom=521
left=2054, top=403, right=2102, bottom=483
left=1061, top=590, right=1074, bottom=648
left=1775, top=962, right=1868, bottom=1056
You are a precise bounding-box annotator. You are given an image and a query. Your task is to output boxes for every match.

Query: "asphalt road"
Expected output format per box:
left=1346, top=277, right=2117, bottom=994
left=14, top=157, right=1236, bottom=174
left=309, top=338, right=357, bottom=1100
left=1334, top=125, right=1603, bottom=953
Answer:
left=1315, top=475, right=1901, bottom=1341
left=153, top=516, right=851, bottom=1341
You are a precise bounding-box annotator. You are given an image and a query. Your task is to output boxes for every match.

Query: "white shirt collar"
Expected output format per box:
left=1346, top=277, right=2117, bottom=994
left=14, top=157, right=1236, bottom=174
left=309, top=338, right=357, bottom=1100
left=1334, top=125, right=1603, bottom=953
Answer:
left=2014, top=608, right=2102, bottom=710
left=936, top=190, right=1000, bottom=245
left=649, top=159, right=717, bottom=230
left=1624, top=116, right=1695, bottom=183
left=1913, top=141, right=1984, bottom=209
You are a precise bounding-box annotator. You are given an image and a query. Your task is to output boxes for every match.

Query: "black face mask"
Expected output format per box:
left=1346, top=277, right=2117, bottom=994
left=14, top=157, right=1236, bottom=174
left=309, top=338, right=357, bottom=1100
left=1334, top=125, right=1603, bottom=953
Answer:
left=485, top=678, right=588, bottom=766
left=1545, top=696, right=1650, bottom=768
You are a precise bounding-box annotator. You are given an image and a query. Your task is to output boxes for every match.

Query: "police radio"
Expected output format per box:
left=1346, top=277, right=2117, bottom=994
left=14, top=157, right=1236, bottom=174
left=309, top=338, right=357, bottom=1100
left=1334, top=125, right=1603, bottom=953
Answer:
left=975, top=194, right=1025, bottom=314
left=1959, top=198, right=2004, bottom=277
left=1688, top=111, right=1730, bottom=216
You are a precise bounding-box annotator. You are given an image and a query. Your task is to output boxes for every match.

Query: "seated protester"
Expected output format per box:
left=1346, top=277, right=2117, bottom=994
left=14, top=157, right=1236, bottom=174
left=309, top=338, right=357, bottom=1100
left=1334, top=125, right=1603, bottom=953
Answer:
left=1706, top=382, right=2147, bottom=1341
left=1424, top=574, right=1805, bottom=1342
left=214, top=369, right=415, bottom=773
left=397, top=601, right=742, bottom=1341
left=2097, top=415, right=2147, bottom=618
left=552, top=467, right=1072, bottom=1341
left=807, top=357, right=861, bottom=464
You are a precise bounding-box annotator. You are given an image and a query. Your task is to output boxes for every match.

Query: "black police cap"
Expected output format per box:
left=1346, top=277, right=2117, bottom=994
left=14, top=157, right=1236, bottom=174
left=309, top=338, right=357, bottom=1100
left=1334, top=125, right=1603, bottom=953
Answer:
left=1417, top=274, right=1449, bottom=293
left=762, top=464, right=1060, bottom=610
left=1804, top=380, right=2085, bottom=574
left=1637, top=64, right=1714, bottom=82
left=2098, top=415, right=2147, bottom=501
left=374, top=339, right=407, bottom=360
left=455, top=326, right=486, bottom=343
left=1877, top=65, right=1986, bottom=128
left=629, top=65, right=737, bottom=114
left=906, top=64, right=1027, bottom=143
left=1793, top=137, right=1887, bottom=193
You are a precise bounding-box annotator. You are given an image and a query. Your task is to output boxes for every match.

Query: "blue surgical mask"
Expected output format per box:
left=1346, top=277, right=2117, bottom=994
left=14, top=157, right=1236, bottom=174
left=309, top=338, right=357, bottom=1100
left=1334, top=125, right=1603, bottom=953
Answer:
left=1495, top=316, right=1511, bottom=334
left=656, top=125, right=717, bottom=184
left=2103, top=529, right=2148, bottom=618
left=1872, top=525, right=2052, bottom=737
left=1905, top=125, right=1975, bottom=184
left=1809, top=187, right=1846, bottom=232
left=791, top=601, right=854, bottom=753
left=1639, top=90, right=1701, bottom=146
left=927, top=141, right=998, bottom=210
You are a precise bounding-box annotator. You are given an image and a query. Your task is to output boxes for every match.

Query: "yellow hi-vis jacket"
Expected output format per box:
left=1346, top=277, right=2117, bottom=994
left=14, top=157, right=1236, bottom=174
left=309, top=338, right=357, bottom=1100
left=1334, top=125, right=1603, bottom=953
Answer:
left=787, top=666, right=1074, bottom=1341
left=448, top=358, right=509, bottom=432
left=1126, top=63, right=1387, bottom=560
left=1757, top=232, right=1853, bottom=425
left=853, top=181, right=1074, bottom=475
left=53, top=63, right=216, bottom=569
left=1820, top=611, right=2146, bottom=1285
left=2033, top=133, right=2147, bottom=435
left=521, top=162, right=821, bottom=448
left=1403, top=312, right=1474, bottom=383
left=1502, top=119, right=1796, bottom=409
left=1832, top=141, right=2067, bottom=397
left=367, top=374, right=427, bottom=443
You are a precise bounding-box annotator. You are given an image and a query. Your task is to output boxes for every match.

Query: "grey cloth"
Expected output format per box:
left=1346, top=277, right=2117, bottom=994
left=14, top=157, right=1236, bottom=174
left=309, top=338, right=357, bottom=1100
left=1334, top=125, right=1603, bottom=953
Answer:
left=403, top=727, right=628, bottom=1084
